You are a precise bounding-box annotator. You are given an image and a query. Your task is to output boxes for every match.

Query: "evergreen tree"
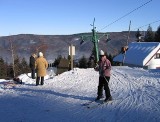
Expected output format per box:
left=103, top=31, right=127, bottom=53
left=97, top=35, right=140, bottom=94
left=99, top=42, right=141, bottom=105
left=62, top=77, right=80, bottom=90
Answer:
left=14, top=55, right=21, bottom=77
left=79, top=55, right=88, bottom=68
left=87, top=47, right=96, bottom=68
left=7, top=64, right=14, bottom=78
left=144, top=25, right=155, bottom=42
left=87, top=57, right=95, bottom=68
left=53, top=55, right=62, bottom=67
left=4, top=62, right=8, bottom=79
left=21, top=58, right=30, bottom=74
left=155, top=25, right=160, bottom=42
left=135, top=29, right=142, bottom=42
left=0, top=57, right=7, bottom=79
left=67, top=55, right=71, bottom=61
left=107, top=54, right=113, bottom=65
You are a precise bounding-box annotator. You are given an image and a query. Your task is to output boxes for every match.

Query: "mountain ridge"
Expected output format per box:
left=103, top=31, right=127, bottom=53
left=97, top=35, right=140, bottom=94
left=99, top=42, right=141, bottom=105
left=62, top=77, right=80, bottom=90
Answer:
left=0, top=31, right=137, bottom=63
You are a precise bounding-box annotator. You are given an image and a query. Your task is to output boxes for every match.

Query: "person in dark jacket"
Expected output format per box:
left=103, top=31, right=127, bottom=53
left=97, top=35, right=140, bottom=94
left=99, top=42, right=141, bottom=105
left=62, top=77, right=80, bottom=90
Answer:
left=94, top=50, right=112, bottom=102
left=35, top=52, right=48, bottom=86
left=29, top=53, right=37, bottom=79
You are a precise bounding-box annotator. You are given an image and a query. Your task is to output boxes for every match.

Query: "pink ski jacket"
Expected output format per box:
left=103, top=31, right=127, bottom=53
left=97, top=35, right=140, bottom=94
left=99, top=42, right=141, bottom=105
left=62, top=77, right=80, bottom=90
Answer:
left=95, top=58, right=111, bottom=77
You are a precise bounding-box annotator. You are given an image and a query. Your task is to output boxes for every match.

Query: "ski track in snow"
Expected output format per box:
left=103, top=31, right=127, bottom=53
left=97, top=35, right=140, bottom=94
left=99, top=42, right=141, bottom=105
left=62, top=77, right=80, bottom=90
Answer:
left=110, top=67, right=160, bottom=122
left=0, top=67, right=160, bottom=122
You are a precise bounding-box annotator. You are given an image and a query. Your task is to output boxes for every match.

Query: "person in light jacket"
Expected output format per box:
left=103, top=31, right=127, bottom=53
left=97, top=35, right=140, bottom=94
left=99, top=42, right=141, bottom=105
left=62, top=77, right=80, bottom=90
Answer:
left=35, top=52, right=48, bottom=86
left=94, top=50, right=112, bottom=102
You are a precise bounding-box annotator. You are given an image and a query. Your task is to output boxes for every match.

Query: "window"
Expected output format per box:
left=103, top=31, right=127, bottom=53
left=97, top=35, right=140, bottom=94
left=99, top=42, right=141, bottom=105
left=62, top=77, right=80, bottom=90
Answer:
left=155, top=53, right=160, bottom=59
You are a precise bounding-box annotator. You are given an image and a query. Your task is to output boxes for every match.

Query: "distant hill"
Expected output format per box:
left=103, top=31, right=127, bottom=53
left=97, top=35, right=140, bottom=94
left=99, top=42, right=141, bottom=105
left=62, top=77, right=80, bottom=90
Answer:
left=0, top=32, right=137, bottom=63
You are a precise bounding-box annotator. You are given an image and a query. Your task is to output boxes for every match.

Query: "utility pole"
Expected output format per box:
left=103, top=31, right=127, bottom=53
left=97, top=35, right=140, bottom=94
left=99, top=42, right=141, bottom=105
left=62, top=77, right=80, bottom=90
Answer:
left=126, top=20, right=131, bottom=46
left=122, top=20, right=131, bottom=65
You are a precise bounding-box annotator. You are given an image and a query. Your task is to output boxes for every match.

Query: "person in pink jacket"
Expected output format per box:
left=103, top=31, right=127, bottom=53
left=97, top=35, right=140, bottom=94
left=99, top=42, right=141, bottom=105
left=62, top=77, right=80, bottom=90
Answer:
left=94, top=50, right=112, bottom=102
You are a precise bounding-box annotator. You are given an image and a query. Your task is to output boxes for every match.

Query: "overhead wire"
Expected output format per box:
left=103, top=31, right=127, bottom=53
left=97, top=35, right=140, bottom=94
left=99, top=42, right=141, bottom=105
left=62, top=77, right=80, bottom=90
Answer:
left=133, top=19, right=160, bottom=31
left=98, top=0, right=153, bottom=32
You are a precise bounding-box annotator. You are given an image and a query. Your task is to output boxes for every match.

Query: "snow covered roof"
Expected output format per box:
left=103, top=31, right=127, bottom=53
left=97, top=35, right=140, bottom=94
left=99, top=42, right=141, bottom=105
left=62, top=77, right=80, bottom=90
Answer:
left=113, top=42, right=160, bottom=66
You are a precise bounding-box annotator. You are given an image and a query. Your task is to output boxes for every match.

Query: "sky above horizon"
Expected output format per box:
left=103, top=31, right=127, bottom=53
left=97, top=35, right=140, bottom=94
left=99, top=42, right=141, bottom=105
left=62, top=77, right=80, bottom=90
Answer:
left=0, top=0, right=159, bottom=36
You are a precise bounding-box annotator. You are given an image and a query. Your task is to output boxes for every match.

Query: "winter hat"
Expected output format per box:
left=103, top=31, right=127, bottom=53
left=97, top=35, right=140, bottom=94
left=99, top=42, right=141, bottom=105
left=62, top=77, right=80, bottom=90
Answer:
left=100, top=50, right=105, bottom=56
left=38, top=52, right=43, bottom=57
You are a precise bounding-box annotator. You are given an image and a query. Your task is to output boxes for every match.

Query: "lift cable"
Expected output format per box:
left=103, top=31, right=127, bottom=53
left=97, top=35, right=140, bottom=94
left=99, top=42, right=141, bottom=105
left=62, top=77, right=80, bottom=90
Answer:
left=133, top=19, right=160, bottom=31
left=98, top=0, right=153, bottom=32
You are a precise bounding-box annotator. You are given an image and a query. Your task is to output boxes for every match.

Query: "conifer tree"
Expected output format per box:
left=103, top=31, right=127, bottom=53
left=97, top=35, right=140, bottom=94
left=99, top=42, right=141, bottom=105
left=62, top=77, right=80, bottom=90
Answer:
left=53, top=55, right=62, bottom=67
left=7, top=64, right=14, bottom=78
left=21, top=57, right=30, bottom=74
left=155, top=25, right=160, bottom=42
left=0, top=57, right=7, bottom=79
left=107, top=54, right=113, bottom=65
left=144, top=25, right=155, bottom=42
left=67, top=55, right=71, bottom=61
left=79, top=55, right=88, bottom=68
left=14, top=55, right=21, bottom=77
left=135, top=29, right=142, bottom=42
left=88, top=47, right=96, bottom=68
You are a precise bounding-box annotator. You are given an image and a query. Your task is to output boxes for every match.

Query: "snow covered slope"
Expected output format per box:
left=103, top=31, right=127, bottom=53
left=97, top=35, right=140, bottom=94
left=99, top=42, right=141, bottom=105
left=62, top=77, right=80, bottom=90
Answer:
left=0, top=66, right=160, bottom=122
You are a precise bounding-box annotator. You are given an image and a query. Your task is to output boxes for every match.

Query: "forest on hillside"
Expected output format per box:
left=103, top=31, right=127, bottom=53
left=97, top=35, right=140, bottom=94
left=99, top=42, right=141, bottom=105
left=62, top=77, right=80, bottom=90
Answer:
left=0, top=25, right=160, bottom=79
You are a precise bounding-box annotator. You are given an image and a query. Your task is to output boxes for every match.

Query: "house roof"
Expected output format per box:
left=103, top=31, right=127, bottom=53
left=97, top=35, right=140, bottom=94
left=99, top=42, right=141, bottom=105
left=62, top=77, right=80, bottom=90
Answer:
left=113, top=42, right=160, bottom=66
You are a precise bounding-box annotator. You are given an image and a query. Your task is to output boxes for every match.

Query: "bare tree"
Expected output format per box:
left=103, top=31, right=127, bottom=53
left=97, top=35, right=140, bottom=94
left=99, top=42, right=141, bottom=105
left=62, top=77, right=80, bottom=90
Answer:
left=9, top=38, right=16, bottom=78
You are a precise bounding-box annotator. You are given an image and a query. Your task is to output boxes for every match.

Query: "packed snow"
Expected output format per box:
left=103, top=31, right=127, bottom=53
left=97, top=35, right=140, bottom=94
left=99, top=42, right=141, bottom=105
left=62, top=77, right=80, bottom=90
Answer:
left=0, top=66, right=160, bottom=122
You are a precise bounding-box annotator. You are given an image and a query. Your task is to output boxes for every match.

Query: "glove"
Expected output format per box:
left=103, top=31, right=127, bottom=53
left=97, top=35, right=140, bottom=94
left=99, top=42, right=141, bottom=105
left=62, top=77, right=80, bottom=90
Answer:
left=94, top=64, right=99, bottom=71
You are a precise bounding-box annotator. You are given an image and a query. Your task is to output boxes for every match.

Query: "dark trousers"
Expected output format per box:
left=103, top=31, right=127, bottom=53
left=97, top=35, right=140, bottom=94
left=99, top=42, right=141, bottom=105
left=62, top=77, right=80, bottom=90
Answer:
left=31, top=69, right=35, bottom=79
left=97, top=76, right=111, bottom=99
left=36, top=76, right=44, bottom=85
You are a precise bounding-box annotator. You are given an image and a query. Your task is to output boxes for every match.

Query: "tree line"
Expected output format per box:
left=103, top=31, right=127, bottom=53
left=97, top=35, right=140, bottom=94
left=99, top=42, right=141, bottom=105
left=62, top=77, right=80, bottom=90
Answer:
left=0, top=56, right=30, bottom=79
left=0, top=24, right=160, bottom=79
left=0, top=52, right=113, bottom=79
left=135, top=25, right=160, bottom=42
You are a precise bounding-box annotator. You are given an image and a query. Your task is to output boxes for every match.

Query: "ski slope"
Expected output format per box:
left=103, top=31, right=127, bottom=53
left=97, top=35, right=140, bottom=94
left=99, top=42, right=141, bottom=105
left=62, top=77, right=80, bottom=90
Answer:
left=0, top=66, right=160, bottom=122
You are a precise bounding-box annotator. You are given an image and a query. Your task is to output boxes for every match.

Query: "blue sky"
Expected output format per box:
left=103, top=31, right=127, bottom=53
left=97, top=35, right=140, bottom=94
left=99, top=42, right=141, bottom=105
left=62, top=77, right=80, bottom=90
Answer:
left=0, top=0, right=159, bottom=36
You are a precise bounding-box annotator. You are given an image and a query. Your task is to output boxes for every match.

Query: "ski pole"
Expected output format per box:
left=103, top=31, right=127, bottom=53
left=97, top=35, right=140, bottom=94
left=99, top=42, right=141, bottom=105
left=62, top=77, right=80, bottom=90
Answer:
left=103, top=76, right=109, bottom=83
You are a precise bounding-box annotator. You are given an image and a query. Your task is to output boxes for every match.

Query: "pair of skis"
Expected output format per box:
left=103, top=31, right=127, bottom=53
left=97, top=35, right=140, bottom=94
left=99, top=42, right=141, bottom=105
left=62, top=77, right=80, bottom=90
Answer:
left=82, top=99, right=112, bottom=109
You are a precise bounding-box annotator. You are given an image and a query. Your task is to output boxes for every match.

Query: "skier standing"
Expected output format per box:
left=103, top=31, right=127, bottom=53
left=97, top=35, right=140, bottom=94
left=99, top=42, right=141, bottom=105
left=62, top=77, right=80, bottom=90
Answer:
left=94, top=50, right=112, bottom=102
